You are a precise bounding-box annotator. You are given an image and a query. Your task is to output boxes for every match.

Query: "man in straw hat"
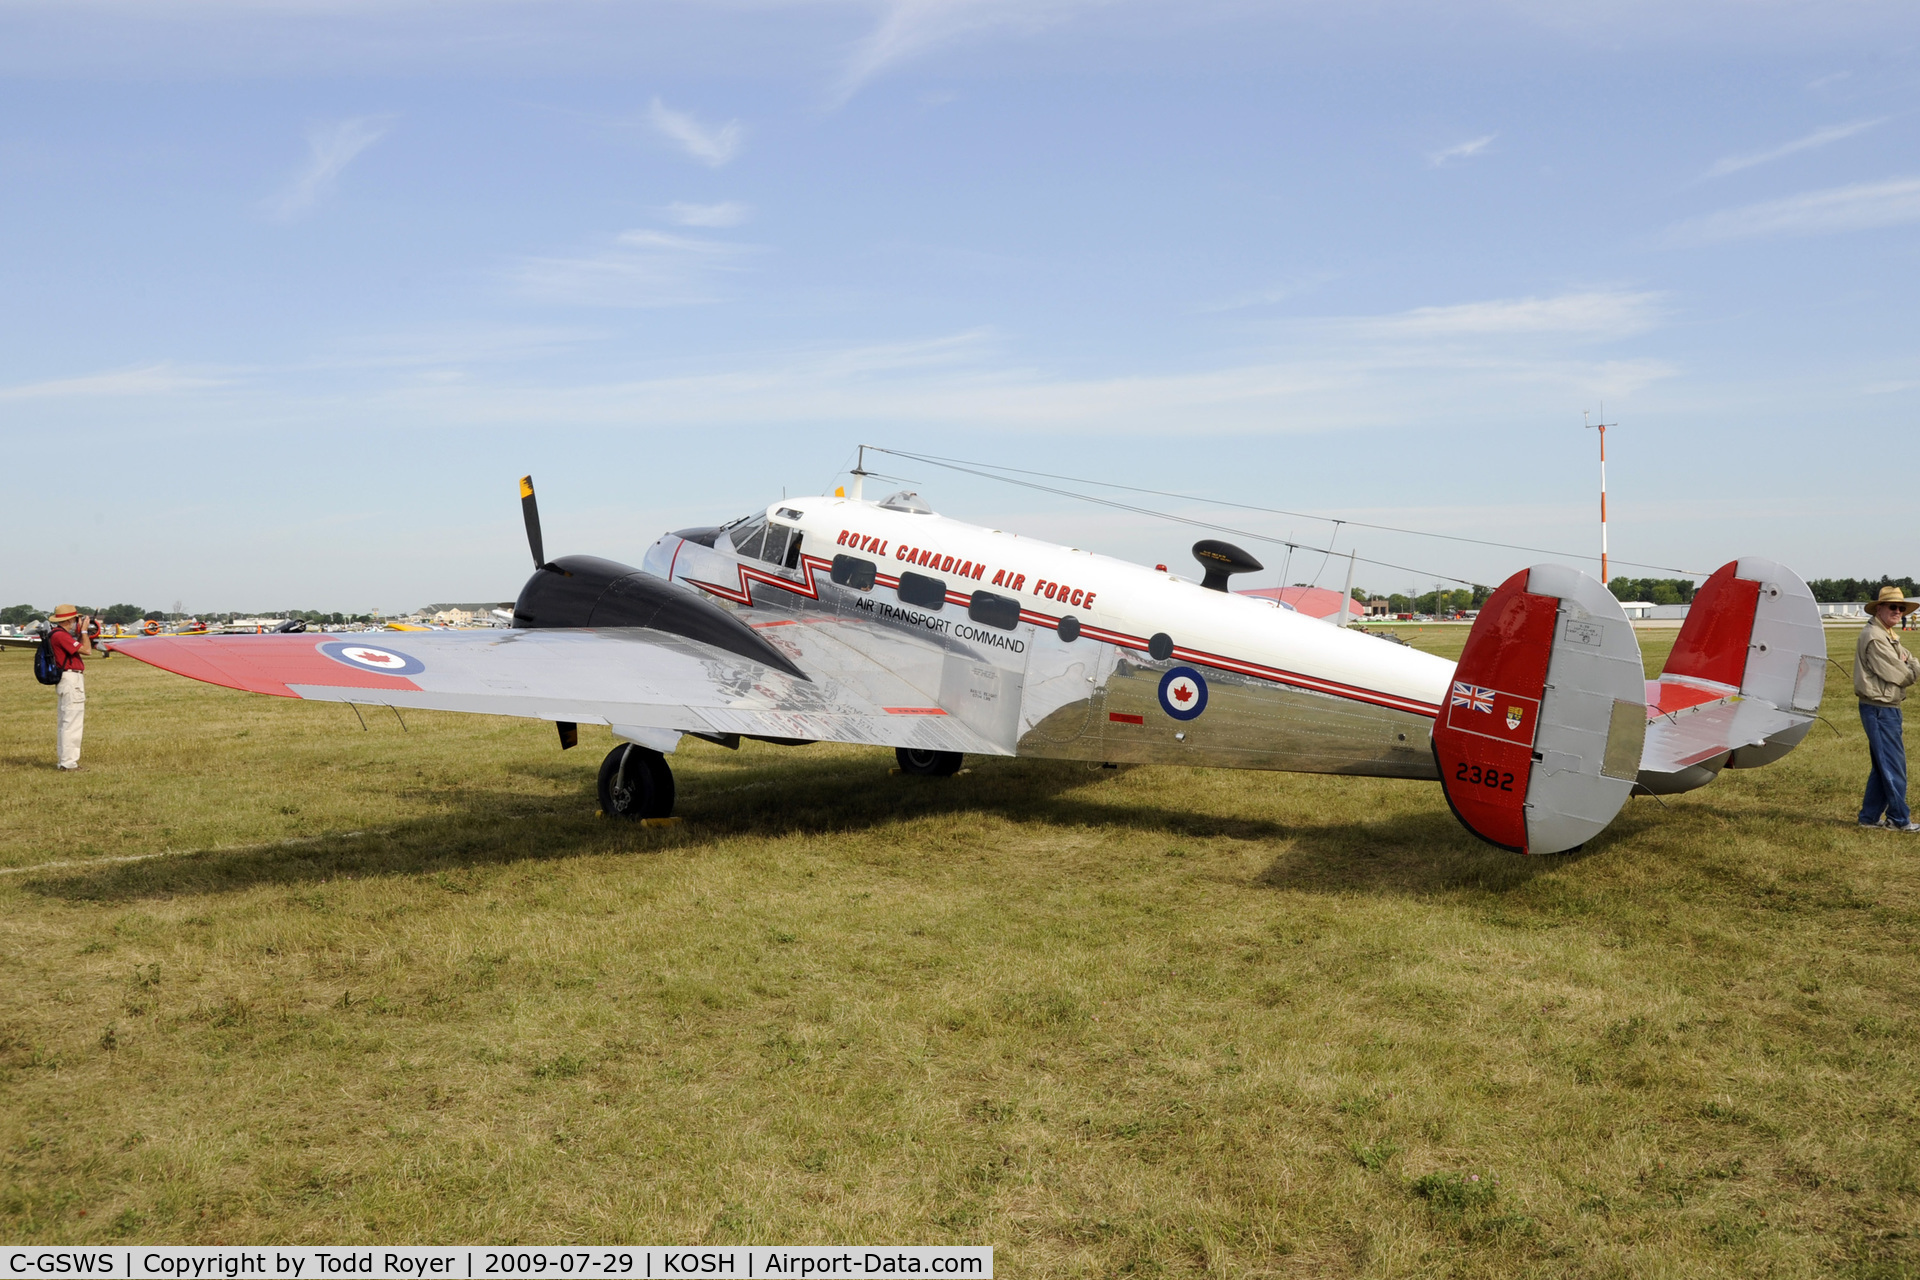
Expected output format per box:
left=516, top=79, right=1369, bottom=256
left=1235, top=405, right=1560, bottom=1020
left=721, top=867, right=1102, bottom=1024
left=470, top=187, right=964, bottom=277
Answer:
left=1855, top=587, right=1920, bottom=830
left=47, top=604, right=95, bottom=771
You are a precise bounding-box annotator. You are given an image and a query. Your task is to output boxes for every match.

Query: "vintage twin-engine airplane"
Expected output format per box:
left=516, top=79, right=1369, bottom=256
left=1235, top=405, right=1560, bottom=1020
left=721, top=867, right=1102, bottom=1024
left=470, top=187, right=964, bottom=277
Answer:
left=104, top=474, right=1827, bottom=854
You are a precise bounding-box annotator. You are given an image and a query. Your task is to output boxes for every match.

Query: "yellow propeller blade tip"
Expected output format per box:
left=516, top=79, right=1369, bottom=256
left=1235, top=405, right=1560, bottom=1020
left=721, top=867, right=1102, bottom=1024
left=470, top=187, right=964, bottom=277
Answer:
left=519, top=476, right=534, bottom=498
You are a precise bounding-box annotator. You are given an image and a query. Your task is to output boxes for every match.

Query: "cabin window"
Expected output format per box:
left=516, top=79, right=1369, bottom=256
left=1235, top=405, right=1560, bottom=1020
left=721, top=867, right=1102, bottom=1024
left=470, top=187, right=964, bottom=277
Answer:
left=830, top=555, right=877, bottom=590
left=968, top=590, right=1022, bottom=631
left=897, top=572, right=947, bottom=611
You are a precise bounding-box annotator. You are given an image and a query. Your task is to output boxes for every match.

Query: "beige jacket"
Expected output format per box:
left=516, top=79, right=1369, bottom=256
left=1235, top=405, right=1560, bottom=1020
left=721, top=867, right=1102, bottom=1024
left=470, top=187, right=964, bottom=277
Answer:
left=1855, top=620, right=1920, bottom=706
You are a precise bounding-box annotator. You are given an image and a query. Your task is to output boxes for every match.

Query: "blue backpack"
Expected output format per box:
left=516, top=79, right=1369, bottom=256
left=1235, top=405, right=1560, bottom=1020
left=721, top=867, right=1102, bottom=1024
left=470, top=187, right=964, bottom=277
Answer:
left=33, top=631, right=62, bottom=686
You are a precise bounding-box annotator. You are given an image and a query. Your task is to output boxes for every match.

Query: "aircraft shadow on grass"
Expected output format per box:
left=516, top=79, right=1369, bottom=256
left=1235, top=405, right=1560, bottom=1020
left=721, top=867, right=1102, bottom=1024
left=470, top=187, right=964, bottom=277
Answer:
left=17, top=748, right=1644, bottom=906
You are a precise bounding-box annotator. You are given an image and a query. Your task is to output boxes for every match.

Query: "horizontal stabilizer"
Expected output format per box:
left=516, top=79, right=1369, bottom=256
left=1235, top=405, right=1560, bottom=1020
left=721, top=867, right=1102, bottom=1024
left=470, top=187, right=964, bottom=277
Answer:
left=1638, top=557, right=1823, bottom=794
left=1434, top=565, right=1645, bottom=854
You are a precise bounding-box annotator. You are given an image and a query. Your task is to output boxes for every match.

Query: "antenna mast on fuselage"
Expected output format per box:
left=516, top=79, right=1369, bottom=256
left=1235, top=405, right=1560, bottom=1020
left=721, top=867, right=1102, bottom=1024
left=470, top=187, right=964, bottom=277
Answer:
left=848, top=444, right=869, bottom=502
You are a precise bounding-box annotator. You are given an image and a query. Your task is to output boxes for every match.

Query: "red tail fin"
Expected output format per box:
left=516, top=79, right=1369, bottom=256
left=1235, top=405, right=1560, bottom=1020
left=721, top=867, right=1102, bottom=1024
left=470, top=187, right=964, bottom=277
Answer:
left=1435, top=566, right=1645, bottom=854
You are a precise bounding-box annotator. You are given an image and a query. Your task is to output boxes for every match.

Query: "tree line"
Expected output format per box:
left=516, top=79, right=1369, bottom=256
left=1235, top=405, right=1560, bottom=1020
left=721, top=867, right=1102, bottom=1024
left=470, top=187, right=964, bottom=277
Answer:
left=1604, top=576, right=1917, bottom=606
left=2, top=605, right=380, bottom=627
left=1607, top=578, right=1697, bottom=605
left=1803, top=576, right=1917, bottom=604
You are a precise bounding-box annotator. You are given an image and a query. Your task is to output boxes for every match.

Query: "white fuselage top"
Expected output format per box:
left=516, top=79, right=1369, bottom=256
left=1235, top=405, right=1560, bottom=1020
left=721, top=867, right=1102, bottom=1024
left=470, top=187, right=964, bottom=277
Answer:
left=756, top=495, right=1454, bottom=719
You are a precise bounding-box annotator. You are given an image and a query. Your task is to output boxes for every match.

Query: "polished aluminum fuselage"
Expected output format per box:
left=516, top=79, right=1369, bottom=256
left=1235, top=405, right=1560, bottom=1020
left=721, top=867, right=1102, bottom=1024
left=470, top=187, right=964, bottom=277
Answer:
left=642, top=496, right=1454, bottom=780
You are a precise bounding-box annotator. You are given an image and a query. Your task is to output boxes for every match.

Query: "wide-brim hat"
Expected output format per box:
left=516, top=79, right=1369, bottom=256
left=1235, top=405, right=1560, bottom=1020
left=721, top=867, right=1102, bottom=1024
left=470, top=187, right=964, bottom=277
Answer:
left=1871, top=587, right=1920, bottom=614
left=49, top=604, right=79, bottom=622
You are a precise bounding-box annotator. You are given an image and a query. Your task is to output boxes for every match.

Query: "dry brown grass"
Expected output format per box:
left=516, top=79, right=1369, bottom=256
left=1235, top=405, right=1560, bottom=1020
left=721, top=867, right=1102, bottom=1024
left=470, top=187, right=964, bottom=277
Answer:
left=2, top=629, right=1918, bottom=1277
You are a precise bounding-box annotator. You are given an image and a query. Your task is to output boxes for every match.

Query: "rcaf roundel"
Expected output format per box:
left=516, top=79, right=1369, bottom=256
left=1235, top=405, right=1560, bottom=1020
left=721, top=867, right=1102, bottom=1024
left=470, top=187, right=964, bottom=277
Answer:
left=317, top=641, right=426, bottom=677
left=1158, top=666, right=1208, bottom=721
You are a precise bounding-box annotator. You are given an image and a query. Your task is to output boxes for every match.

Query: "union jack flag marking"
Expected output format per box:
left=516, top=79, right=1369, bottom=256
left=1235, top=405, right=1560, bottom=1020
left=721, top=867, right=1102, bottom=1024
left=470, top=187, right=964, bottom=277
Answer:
left=1452, top=681, right=1495, bottom=714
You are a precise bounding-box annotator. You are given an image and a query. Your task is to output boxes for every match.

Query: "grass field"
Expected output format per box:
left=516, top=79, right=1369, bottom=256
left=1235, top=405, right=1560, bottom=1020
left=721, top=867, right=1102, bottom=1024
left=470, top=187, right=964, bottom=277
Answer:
left=3, top=627, right=1919, bottom=1277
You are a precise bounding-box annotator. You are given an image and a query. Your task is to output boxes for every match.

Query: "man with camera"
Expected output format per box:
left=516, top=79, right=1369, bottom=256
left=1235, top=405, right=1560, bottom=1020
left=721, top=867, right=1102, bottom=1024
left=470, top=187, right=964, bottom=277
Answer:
left=47, top=604, right=96, bottom=771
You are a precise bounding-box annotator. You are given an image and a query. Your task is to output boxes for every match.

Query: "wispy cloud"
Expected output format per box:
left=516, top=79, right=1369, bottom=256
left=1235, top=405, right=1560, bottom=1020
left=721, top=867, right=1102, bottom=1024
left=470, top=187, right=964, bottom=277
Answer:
left=1344, top=290, right=1664, bottom=340
left=0, top=363, right=228, bottom=401
left=1664, top=178, right=1920, bottom=246
left=344, top=286, right=1675, bottom=438
left=357, top=338, right=1677, bottom=439
left=1196, top=274, right=1335, bottom=314
left=510, top=228, right=758, bottom=307
left=314, top=326, right=604, bottom=371
left=836, top=0, right=1099, bottom=103
left=662, top=200, right=751, bottom=227
left=264, top=116, right=390, bottom=219
left=1428, top=134, right=1495, bottom=167
left=648, top=98, right=742, bottom=167
left=1703, top=117, right=1885, bottom=178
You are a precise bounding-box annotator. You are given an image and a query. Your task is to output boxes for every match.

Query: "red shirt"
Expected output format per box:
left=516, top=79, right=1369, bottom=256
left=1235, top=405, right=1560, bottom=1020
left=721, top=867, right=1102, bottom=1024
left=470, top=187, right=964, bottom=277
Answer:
left=49, top=627, right=84, bottom=674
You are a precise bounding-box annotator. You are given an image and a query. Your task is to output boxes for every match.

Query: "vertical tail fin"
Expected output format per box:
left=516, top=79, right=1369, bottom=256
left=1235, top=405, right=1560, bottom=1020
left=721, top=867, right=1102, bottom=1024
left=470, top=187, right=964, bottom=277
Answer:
left=1434, top=565, right=1645, bottom=854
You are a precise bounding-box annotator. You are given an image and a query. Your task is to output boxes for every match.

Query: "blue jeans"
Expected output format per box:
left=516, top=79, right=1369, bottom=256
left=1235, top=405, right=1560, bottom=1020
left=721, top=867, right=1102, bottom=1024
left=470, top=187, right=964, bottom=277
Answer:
left=1860, top=703, right=1910, bottom=827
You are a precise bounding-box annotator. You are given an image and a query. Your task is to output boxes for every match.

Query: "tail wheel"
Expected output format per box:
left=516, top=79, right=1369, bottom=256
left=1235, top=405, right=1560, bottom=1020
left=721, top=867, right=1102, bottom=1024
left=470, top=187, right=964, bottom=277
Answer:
left=598, top=744, right=675, bottom=819
left=896, top=747, right=963, bottom=777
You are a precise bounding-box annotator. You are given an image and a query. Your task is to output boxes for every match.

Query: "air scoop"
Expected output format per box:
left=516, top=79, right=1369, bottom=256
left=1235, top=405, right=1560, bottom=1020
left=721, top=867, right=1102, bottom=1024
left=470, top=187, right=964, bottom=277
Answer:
left=1192, top=540, right=1264, bottom=592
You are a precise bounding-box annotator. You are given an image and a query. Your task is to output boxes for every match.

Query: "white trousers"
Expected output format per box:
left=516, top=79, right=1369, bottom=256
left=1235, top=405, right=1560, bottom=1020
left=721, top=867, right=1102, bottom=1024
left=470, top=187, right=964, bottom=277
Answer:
left=57, top=670, right=85, bottom=769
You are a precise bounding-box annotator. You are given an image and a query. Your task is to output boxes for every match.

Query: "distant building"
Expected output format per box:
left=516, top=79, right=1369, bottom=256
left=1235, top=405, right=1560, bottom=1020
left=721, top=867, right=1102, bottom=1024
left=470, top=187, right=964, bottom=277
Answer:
left=432, top=608, right=478, bottom=626
left=1237, top=586, right=1360, bottom=622
left=1618, top=600, right=1655, bottom=619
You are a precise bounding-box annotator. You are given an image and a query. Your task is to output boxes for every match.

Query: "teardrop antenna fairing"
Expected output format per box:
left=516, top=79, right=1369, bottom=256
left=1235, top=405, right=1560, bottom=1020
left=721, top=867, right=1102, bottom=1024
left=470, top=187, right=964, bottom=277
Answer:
left=1191, top=540, right=1264, bottom=592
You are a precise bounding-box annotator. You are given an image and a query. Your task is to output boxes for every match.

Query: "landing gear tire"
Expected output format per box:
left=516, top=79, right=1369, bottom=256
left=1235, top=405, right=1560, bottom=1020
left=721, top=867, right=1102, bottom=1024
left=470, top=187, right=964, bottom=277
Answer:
left=598, top=744, right=676, bottom=819
left=896, top=747, right=963, bottom=777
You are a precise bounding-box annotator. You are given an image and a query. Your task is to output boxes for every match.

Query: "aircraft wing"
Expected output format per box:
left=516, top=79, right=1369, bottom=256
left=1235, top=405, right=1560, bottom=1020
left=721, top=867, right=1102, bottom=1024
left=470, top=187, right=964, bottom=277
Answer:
left=103, top=628, right=1011, bottom=756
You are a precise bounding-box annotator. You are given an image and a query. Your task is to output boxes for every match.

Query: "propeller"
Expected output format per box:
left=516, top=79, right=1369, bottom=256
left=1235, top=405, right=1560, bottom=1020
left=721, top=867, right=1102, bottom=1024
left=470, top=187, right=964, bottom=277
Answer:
left=518, top=475, right=572, bottom=749
left=519, top=475, right=546, bottom=569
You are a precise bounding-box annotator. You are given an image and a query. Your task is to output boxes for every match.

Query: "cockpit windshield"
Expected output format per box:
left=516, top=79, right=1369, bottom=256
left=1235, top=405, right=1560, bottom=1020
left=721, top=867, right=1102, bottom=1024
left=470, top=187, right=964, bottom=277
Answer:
left=721, top=510, right=802, bottom=569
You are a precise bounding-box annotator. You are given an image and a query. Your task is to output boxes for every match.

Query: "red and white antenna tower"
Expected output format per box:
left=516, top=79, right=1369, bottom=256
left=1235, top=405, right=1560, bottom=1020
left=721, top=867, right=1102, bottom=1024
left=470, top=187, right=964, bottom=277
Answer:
left=1583, top=407, right=1614, bottom=585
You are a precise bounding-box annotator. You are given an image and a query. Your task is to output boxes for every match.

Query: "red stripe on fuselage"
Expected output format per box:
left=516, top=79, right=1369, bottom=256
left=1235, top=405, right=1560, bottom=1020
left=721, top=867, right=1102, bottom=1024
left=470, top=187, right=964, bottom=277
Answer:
left=683, top=552, right=1440, bottom=719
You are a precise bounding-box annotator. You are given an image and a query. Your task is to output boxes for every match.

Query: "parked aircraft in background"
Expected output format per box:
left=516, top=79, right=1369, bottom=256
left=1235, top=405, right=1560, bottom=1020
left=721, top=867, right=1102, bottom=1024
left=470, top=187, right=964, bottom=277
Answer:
left=106, top=473, right=1824, bottom=854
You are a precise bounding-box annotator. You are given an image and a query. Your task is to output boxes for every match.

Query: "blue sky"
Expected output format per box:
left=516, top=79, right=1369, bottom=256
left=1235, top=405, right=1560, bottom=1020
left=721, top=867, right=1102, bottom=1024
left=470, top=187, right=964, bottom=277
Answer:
left=1, top=0, right=1915, bottom=612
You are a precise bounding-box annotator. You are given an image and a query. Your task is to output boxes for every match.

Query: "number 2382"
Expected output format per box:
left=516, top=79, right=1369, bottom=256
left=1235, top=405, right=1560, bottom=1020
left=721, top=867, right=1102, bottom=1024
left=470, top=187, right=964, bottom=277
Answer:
left=1455, top=762, right=1515, bottom=791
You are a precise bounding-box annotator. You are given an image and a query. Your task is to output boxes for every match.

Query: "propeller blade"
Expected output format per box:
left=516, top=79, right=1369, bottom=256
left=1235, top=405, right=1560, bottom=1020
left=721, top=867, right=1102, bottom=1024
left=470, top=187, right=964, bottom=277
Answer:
left=519, top=475, right=546, bottom=568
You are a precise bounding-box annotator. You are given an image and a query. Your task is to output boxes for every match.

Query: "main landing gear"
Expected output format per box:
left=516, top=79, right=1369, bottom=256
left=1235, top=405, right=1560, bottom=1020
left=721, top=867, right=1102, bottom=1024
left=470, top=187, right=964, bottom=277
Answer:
left=895, top=747, right=963, bottom=777
left=598, top=744, right=677, bottom=820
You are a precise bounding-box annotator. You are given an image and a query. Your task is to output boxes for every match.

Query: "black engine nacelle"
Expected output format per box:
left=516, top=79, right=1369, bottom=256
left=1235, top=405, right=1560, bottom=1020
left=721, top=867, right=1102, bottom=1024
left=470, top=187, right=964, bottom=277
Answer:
left=512, top=554, right=806, bottom=679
